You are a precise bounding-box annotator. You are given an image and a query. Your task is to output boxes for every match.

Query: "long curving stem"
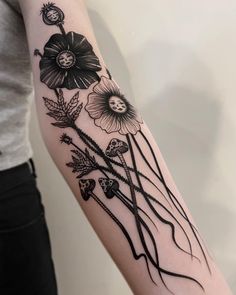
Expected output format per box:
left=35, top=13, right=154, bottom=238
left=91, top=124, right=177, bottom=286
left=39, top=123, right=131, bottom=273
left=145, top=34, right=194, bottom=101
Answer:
left=139, top=130, right=211, bottom=273
left=118, top=136, right=204, bottom=291
left=58, top=23, right=66, bottom=36
left=115, top=190, right=159, bottom=234
left=127, top=136, right=197, bottom=261
left=117, top=150, right=175, bottom=293
left=89, top=192, right=157, bottom=285
left=65, top=122, right=198, bottom=261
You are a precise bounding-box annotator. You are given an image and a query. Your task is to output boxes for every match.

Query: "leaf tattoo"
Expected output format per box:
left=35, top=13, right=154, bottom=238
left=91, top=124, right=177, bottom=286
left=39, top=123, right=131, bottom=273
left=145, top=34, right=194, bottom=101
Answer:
left=66, top=149, right=97, bottom=177
left=35, top=2, right=210, bottom=294
left=44, top=89, right=83, bottom=128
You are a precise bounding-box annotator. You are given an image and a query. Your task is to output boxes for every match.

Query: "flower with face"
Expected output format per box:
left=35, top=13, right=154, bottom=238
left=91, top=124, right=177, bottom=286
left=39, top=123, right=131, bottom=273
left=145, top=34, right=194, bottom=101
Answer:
left=85, top=77, right=142, bottom=135
left=39, top=32, right=102, bottom=90
left=41, top=2, right=65, bottom=26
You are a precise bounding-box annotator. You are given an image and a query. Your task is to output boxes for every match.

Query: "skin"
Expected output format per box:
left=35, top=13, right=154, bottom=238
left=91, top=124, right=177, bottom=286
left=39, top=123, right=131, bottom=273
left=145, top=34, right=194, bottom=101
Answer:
left=19, top=1, right=233, bottom=294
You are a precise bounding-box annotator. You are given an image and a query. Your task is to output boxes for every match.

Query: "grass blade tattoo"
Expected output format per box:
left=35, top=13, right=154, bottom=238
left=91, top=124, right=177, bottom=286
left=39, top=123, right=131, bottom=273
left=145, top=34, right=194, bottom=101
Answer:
left=35, top=3, right=210, bottom=293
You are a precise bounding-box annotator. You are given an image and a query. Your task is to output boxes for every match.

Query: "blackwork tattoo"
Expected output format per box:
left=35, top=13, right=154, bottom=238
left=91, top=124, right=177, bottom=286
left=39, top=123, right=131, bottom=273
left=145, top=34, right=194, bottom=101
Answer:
left=36, top=3, right=101, bottom=89
left=85, top=76, right=143, bottom=134
left=35, top=3, right=211, bottom=293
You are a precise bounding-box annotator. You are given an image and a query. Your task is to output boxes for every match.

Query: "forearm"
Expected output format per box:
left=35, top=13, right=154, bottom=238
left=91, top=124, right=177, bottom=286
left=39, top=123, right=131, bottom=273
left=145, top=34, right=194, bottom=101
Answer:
left=19, top=1, right=232, bottom=294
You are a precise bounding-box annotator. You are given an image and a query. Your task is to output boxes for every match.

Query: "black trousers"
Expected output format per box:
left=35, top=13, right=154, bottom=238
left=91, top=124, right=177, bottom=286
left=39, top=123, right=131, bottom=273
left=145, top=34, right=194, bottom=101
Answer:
left=0, top=160, right=58, bottom=295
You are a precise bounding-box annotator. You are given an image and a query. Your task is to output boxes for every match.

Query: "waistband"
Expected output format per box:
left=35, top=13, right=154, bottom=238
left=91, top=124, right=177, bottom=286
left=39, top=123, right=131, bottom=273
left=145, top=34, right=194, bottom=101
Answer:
left=0, top=159, right=36, bottom=194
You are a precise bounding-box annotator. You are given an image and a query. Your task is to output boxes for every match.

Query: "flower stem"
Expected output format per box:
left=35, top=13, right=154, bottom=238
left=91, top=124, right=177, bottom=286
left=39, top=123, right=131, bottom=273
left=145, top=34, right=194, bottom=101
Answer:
left=114, top=190, right=159, bottom=234
left=89, top=191, right=156, bottom=285
left=58, top=23, right=66, bottom=36
left=126, top=134, right=204, bottom=291
left=126, top=135, right=197, bottom=260
left=72, top=124, right=114, bottom=171
left=65, top=119, right=197, bottom=253
left=116, top=150, right=168, bottom=288
left=139, top=131, right=211, bottom=272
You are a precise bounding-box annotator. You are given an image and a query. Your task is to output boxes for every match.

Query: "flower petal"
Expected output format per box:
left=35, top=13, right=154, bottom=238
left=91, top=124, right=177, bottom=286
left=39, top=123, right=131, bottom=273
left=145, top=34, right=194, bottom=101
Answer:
left=67, top=32, right=93, bottom=55
left=93, top=76, right=120, bottom=96
left=85, top=94, right=107, bottom=119
left=75, top=52, right=101, bottom=72
left=44, top=34, right=68, bottom=57
left=119, top=117, right=141, bottom=135
left=135, top=112, right=143, bottom=124
left=95, top=113, right=121, bottom=133
left=40, top=57, right=66, bottom=89
left=85, top=77, right=142, bottom=134
left=62, top=69, right=100, bottom=89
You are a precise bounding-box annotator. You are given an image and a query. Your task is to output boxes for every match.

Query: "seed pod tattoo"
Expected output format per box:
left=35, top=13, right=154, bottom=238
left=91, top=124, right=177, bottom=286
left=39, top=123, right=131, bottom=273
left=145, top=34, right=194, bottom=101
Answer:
left=35, top=3, right=210, bottom=293
left=41, top=2, right=64, bottom=26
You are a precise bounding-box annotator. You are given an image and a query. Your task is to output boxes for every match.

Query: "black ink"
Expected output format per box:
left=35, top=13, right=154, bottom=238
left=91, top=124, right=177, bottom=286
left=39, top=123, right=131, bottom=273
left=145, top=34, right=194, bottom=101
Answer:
left=98, top=178, right=119, bottom=199
left=106, top=68, right=112, bottom=80
left=38, top=32, right=101, bottom=89
left=79, top=179, right=157, bottom=285
left=139, top=130, right=211, bottom=273
left=44, top=89, right=83, bottom=127
left=114, top=189, right=159, bottom=234
left=105, top=138, right=173, bottom=292
left=127, top=134, right=195, bottom=257
left=98, top=177, right=158, bottom=231
left=85, top=76, right=143, bottom=134
left=41, top=2, right=65, bottom=26
left=78, top=179, right=95, bottom=201
left=60, top=124, right=200, bottom=265
left=126, top=134, right=204, bottom=291
left=34, top=49, right=43, bottom=58
left=60, top=133, right=73, bottom=145
left=66, top=149, right=97, bottom=177
left=36, top=3, right=208, bottom=292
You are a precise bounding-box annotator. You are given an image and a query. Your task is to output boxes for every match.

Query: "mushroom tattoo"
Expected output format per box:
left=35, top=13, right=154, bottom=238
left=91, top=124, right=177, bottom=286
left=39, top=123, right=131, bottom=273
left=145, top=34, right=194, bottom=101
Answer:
left=104, top=139, right=203, bottom=291
left=36, top=2, right=210, bottom=293
left=98, top=177, right=159, bottom=233
left=78, top=178, right=158, bottom=285
left=78, top=179, right=96, bottom=201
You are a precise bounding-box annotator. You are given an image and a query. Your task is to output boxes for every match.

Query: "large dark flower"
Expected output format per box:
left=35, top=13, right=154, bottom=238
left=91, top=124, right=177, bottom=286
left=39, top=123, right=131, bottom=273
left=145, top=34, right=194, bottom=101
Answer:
left=40, top=32, right=102, bottom=89
left=85, top=77, right=142, bottom=135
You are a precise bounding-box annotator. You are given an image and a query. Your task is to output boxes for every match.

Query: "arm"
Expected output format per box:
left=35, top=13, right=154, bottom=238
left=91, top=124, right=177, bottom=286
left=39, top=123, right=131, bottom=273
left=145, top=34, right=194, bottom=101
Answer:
left=19, top=1, right=232, bottom=294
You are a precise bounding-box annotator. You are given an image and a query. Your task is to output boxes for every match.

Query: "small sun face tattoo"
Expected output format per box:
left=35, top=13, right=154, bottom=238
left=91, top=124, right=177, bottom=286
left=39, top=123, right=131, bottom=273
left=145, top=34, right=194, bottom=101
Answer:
left=34, top=3, right=210, bottom=293
left=41, top=2, right=64, bottom=25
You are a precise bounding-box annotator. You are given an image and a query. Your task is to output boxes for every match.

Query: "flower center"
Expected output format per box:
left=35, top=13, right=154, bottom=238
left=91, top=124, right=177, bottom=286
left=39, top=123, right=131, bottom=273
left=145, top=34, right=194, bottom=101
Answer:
left=56, top=50, right=76, bottom=69
left=46, top=10, right=60, bottom=22
left=109, top=96, right=127, bottom=114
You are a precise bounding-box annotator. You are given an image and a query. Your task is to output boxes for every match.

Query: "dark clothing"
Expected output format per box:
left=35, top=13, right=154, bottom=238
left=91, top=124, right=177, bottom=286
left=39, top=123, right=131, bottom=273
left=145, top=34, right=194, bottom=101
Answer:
left=0, top=160, right=58, bottom=295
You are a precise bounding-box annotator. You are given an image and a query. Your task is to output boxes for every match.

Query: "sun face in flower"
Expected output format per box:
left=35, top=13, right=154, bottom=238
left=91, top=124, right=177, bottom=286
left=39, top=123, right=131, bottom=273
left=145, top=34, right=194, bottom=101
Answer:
left=56, top=50, right=76, bottom=69
left=85, top=76, right=143, bottom=135
left=46, top=9, right=60, bottom=22
left=108, top=96, right=128, bottom=113
left=41, top=2, right=65, bottom=26
left=39, top=32, right=102, bottom=90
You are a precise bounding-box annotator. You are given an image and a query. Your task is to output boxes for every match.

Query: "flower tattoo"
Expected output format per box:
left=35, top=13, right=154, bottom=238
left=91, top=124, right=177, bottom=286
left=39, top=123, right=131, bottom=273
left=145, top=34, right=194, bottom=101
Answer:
left=85, top=77, right=143, bottom=135
left=39, top=32, right=102, bottom=89
left=35, top=3, right=210, bottom=293
left=41, top=2, right=65, bottom=26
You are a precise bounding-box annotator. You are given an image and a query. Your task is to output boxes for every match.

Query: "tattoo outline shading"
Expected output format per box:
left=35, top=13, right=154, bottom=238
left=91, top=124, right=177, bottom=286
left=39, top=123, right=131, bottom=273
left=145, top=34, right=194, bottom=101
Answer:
left=34, top=3, right=211, bottom=293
